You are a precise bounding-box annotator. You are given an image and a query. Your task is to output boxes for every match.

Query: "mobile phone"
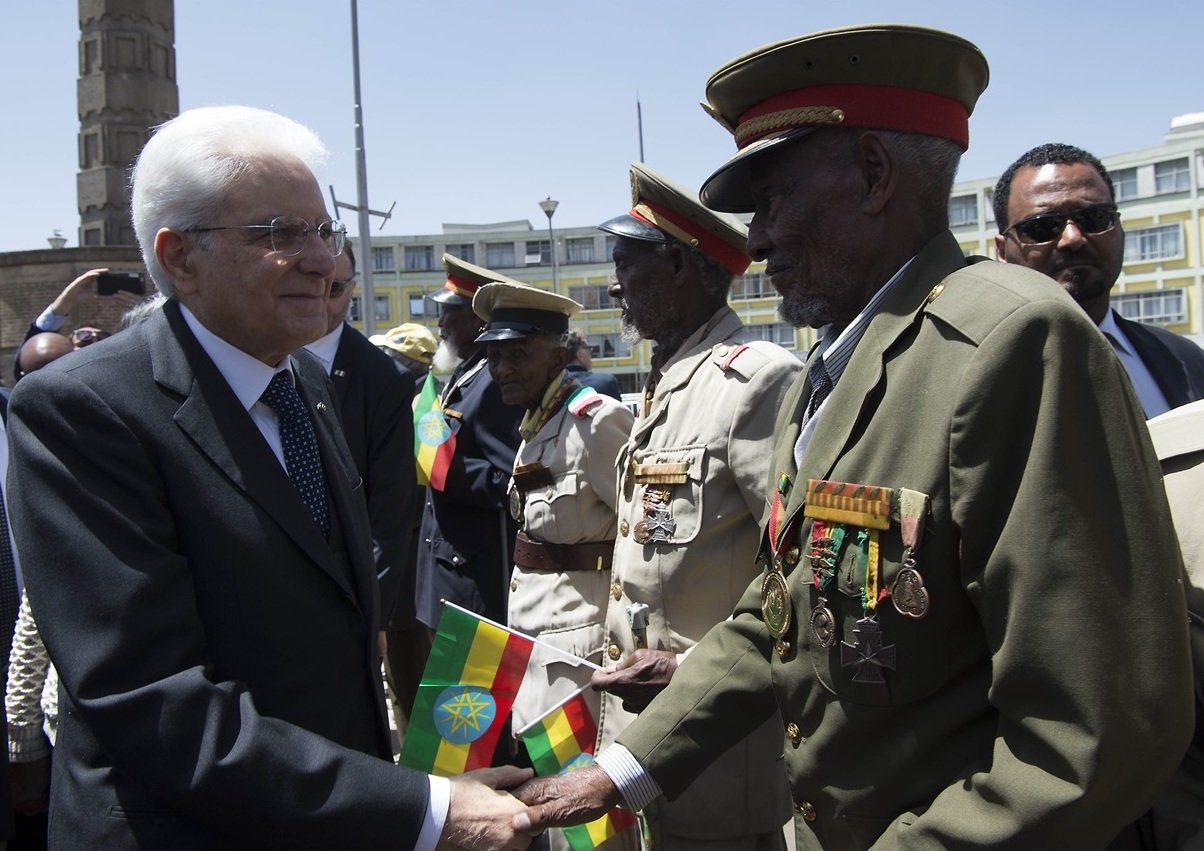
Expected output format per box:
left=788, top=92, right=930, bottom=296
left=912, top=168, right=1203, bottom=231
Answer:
left=96, top=271, right=146, bottom=296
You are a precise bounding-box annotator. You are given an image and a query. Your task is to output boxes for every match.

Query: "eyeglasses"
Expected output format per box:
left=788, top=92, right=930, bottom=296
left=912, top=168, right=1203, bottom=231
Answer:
left=71, top=328, right=110, bottom=347
left=1004, top=204, right=1120, bottom=246
left=330, top=275, right=356, bottom=297
left=189, top=215, right=346, bottom=257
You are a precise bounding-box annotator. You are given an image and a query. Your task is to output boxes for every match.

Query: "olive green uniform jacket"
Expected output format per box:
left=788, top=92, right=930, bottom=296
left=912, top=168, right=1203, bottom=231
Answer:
left=617, top=232, right=1193, bottom=850
left=600, top=307, right=802, bottom=842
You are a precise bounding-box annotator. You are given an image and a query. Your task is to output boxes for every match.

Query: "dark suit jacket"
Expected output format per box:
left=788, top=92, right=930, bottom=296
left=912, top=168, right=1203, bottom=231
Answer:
left=1116, top=312, right=1204, bottom=409
left=415, top=350, right=523, bottom=628
left=328, top=323, right=416, bottom=625
left=565, top=362, right=622, bottom=400
left=5, top=300, right=428, bottom=850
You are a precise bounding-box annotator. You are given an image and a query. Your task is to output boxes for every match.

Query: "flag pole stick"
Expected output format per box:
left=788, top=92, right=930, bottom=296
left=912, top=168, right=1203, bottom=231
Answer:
left=514, top=682, right=593, bottom=737
left=440, top=599, right=603, bottom=672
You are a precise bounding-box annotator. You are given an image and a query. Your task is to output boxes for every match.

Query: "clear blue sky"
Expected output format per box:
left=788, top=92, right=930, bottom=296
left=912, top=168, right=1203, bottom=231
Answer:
left=2, top=1, right=1200, bottom=253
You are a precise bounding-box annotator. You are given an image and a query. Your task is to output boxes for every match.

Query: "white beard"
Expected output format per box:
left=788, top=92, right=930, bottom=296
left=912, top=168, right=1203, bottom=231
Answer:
left=432, top=339, right=463, bottom=374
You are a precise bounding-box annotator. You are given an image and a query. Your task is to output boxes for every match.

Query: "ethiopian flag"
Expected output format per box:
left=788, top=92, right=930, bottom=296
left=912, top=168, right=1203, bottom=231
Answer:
left=400, top=604, right=533, bottom=776
left=519, top=691, right=639, bottom=850
left=413, top=372, right=455, bottom=490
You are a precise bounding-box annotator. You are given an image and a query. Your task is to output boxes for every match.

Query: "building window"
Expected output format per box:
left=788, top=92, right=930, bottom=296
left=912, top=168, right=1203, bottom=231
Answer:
left=604, top=235, right=618, bottom=263
left=405, top=245, right=435, bottom=271
left=948, top=194, right=977, bottom=227
left=374, top=295, right=391, bottom=322
left=83, top=227, right=102, bottom=246
left=1114, top=289, right=1186, bottom=326
left=731, top=272, right=768, bottom=300
left=568, top=284, right=612, bottom=310
left=745, top=323, right=797, bottom=349
left=445, top=243, right=474, bottom=264
left=1154, top=158, right=1190, bottom=194
left=525, top=240, right=551, bottom=265
left=373, top=246, right=395, bottom=272
left=349, top=296, right=361, bottom=322
left=1124, top=223, right=1183, bottom=263
left=566, top=237, right=595, bottom=264
left=409, top=293, right=431, bottom=319
left=588, top=333, right=630, bottom=359
left=486, top=242, right=515, bottom=268
left=1112, top=167, right=1138, bottom=202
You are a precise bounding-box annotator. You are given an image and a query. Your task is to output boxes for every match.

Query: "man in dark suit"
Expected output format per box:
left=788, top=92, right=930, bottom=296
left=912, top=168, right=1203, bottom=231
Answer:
left=562, top=329, right=622, bottom=400
left=304, top=243, right=416, bottom=657
left=5, top=105, right=533, bottom=851
left=995, top=142, right=1204, bottom=417
left=415, top=255, right=524, bottom=631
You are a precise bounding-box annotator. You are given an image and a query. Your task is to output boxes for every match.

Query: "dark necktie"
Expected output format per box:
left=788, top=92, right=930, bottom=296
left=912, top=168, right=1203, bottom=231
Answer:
left=260, top=371, right=331, bottom=537
left=805, top=356, right=834, bottom=422
left=0, top=482, right=21, bottom=659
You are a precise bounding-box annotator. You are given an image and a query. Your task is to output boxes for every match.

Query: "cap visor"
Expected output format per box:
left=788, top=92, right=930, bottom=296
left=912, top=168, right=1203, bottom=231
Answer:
left=597, top=213, right=672, bottom=244
left=700, top=127, right=818, bottom=213
left=428, top=290, right=472, bottom=305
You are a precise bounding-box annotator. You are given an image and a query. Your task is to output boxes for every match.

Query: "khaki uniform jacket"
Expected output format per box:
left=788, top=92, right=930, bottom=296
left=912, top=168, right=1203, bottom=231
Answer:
left=618, top=232, right=1193, bottom=850
left=509, top=386, right=634, bottom=732
left=600, top=307, right=802, bottom=840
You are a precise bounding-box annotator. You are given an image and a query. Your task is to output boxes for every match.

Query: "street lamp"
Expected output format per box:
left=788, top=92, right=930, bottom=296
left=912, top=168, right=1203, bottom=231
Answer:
left=539, top=196, right=559, bottom=289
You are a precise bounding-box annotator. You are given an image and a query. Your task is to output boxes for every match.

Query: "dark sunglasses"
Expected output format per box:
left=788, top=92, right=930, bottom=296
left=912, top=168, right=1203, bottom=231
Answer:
left=330, top=275, right=356, bottom=297
left=1004, top=204, right=1120, bottom=245
left=71, top=328, right=110, bottom=347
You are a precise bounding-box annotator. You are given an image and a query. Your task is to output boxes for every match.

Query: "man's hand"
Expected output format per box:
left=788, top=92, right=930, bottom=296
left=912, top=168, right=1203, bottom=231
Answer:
left=591, top=648, right=678, bottom=712
left=9, top=757, right=50, bottom=816
left=49, top=268, right=143, bottom=317
left=512, top=766, right=621, bottom=832
left=436, top=765, right=537, bottom=851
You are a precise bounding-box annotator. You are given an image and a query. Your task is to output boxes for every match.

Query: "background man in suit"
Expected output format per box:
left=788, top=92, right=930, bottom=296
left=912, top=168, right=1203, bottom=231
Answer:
left=994, top=143, right=1204, bottom=417
left=415, top=256, right=524, bottom=631
left=515, top=25, right=1191, bottom=849
left=561, top=329, right=622, bottom=401
left=304, top=243, right=417, bottom=661
left=5, top=105, right=533, bottom=851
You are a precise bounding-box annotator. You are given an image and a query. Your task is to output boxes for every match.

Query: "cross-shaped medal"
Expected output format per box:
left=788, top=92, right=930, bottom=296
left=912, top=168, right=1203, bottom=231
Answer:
left=839, top=617, right=896, bottom=684
left=646, top=505, right=676, bottom=542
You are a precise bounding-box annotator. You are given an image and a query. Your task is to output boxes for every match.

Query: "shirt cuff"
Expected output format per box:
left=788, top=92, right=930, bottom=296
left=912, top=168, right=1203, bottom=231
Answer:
left=36, top=306, right=65, bottom=331
left=414, top=775, right=450, bottom=851
left=595, top=745, right=662, bottom=812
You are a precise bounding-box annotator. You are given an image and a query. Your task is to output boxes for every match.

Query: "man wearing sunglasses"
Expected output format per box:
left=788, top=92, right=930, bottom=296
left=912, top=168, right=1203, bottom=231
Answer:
left=302, top=242, right=417, bottom=663
left=5, top=106, right=536, bottom=850
left=995, top=143, right=1204, bottom=418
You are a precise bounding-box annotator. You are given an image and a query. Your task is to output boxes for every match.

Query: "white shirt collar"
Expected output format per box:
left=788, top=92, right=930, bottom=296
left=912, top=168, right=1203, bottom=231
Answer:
left=303, top=323, right=344, bottom=376
left=178, top=304, right=291, bottom=412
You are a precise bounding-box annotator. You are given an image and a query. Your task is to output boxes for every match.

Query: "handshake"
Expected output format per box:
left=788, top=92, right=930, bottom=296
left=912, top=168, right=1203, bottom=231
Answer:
left=436, top=764, right=621, bottom=851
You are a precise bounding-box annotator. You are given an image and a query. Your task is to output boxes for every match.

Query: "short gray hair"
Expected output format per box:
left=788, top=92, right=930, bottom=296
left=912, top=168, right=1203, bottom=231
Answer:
left=130, top=106, right=328, bottom=297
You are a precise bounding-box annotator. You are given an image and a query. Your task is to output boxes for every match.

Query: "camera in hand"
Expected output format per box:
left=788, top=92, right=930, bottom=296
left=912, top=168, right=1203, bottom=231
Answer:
left=97, top=271, right=146, bottom=296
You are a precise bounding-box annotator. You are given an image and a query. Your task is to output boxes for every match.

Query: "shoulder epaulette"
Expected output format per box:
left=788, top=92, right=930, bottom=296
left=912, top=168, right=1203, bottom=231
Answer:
left=567, top=385, right=604, bottom=417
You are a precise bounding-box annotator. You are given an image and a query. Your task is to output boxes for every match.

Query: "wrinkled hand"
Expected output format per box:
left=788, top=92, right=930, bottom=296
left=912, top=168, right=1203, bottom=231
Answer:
left=512, top=766, right=620, bottom=833
left=377, top=630, right=388, bottom=658
left=436, top=765, right=536, bottom=851
left=591, top=648, right=678, bottom=712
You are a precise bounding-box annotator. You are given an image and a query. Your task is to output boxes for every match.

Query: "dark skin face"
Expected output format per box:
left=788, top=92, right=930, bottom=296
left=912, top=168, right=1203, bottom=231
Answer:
left=608, top=236, right=714, bottom=357
left=486, top=335, right=568, bottom=410
left=995, top=162, right=1123, bottom=325
left=437, top=302, right=485, bottom=359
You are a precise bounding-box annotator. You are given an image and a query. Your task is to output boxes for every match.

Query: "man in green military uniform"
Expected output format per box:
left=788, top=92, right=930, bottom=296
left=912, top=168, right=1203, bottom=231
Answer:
left=515, top=24, right=1193, bottom=850
left=472, top=281, right=634, bottom=850
left=589, top=162, right=801, bottom=849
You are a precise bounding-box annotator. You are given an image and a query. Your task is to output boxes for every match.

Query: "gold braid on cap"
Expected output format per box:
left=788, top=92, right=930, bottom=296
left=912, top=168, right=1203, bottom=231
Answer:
left=700, top=101, right=736, bottom=133
left=734, top=107, right=845, bottom=147
left=632, top=203, right=699, bottom=249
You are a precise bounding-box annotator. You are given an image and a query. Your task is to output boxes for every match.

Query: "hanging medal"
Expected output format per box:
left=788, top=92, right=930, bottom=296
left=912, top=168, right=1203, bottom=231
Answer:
left=760, top=473, right=796, bottom=648
left=887, top=489, right=932, bottom=619
left=806, top=520, right=844, bottom=649
left=839, top=526, right=896, bottom=684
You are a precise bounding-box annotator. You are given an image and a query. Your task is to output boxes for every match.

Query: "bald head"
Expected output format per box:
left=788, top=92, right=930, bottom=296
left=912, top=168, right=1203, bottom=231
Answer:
left=18, top=332, right=74, bottom=378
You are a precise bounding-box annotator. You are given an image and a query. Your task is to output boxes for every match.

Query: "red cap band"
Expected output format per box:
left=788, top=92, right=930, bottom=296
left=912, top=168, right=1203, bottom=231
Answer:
left=630, top=201, right=751, bottom=276
left=444, top=274, right=480, bottom=299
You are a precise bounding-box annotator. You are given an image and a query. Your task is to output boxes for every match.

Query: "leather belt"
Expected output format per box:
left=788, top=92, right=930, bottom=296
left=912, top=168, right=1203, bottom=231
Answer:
left=514, top=531, right=614, bottom=573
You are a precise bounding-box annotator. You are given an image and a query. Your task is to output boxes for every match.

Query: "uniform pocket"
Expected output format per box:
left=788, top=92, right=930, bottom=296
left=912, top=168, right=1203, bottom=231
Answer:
left=522, top=471, right=581, bottom=542
left=630, top=444, right=706, bottom=545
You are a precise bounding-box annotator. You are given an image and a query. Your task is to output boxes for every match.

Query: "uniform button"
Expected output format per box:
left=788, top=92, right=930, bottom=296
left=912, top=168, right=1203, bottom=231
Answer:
left=715, top=344, right=729, bottom=357
left=607, top=644, right=622, bottom=661
left=785, top=722, right=801, bottom=745
left=451, top=556, right=460, bottom=564
left=511, top=578, right=518, bottom=592
left=797, top=801, right=817, bottom=822
left=612, top=583, right=623, bottom=601
left=619, top=520, right=630, bottom=537
left=545, top=489, right=554, bottom=500
left=785, top=546, right=801, bottom=566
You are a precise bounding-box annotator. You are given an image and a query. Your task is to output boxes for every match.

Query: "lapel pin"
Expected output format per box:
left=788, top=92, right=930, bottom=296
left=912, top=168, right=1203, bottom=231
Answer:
left=316, top=402, right=327, bottom=414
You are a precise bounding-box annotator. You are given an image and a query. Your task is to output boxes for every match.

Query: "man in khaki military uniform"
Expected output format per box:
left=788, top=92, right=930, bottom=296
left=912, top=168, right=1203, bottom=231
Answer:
left=472, top=281, right=634, bottom=850
left=585, top=162, right=800, bottom=850
left=516, top=25, right=1192, bottom=851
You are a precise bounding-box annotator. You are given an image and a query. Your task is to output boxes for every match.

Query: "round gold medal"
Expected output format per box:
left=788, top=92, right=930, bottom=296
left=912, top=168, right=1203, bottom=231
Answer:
left=761, top=570, right=792, bottom=638
left=810, top=601, right=837, bottom=648
left=891, top=567, right=930, bottom=619
left=508, top=488, right=523, bottom=521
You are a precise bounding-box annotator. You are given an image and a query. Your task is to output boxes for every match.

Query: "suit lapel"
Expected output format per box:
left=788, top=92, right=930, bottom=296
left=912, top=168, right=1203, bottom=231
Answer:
left=156, top=303, right=354, bottom=599
left=1119, top=315, right=1190, bottom=408
left=329, top=324, right=355, bottom=408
